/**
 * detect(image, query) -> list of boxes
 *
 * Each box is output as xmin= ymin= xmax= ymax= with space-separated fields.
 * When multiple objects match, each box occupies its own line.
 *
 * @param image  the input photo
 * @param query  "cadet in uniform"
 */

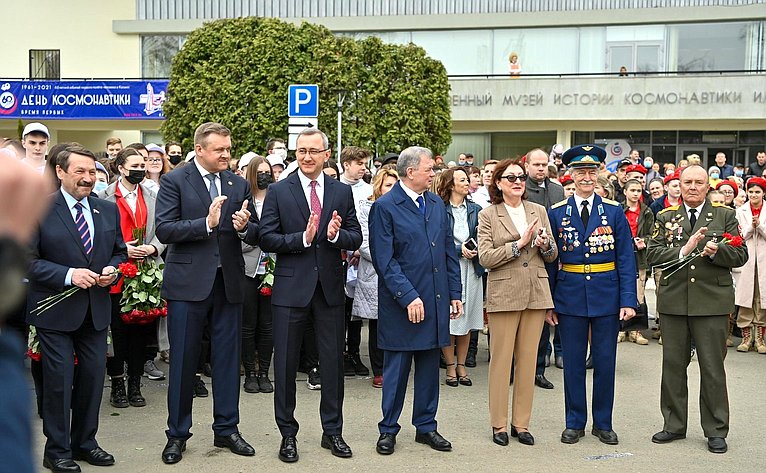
xmin=546 ymin=145 xmax=637 ymax=445
xmin=647 ymin=164 xmax=747 ymax=454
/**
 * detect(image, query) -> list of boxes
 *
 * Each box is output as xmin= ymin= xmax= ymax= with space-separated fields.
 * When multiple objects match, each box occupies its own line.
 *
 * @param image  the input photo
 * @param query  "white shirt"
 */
xmin=399 ymin=181 xmax=426 ymax=208
xmin=297 ymin=171 xmax=339 ymax=246
xmin=118 ymin=180 xmax=138 ymax=214
xmin=194 ymin=158 xmax=221 ymax=196
xmin=61 ymin=188 xmax=95 ymax=286
xmin=573 ymin=193 xmax=595 ymax=221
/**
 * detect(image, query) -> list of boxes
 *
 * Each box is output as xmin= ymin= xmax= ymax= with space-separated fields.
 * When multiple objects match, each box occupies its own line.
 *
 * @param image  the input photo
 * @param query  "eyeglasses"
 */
xmin=499 ymin=174 xmax=527 ymax=183
xmin=146 ymin=158 xmax=163 ymax=163
xmin=296 ymin=148 xmax=328 ymax=157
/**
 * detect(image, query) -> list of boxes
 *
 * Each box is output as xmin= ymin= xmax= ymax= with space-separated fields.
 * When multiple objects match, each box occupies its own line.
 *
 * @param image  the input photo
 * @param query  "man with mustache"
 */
xmin=546 ymin=145 xmax=637 ymax=446
xmin=27 ymin=145 xmax=128 ymax=472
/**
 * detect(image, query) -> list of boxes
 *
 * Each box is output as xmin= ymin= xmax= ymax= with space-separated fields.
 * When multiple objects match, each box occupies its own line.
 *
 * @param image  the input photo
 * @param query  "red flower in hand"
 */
xmin=260 ymin=286 xmax=272 ymax=297
xmin=118 ymin=262 xmax=139 ymax=278
xmin=729 ymin=236 xmax=743 ymax=247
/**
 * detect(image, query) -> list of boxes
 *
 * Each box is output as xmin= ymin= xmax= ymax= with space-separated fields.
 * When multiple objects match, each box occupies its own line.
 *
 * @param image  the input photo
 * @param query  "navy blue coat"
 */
xmin=548 ymin=195 xmax=638 ymax=317
xmin=27 ymin=192 xmax=127 ymax=331
xmin=369 ymin=182 xmax=462 ymax=351
xmin=155 ymin=163 xmax=259 ymax=303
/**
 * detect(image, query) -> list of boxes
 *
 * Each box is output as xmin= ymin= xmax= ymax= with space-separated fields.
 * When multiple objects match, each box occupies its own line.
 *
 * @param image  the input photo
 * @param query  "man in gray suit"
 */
xmin=525 ymin=148 xmax=565 ymax=388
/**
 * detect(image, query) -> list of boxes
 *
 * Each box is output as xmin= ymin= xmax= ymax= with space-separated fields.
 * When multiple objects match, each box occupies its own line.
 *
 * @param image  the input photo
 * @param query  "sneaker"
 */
xmin=193 ymin=375 xmax=209 ymax=398
xmin=372 ymin=375 xmax=383 ymax=388
xmin=244 ymin=371 xmax=259 ymax=393
xmin=257 ymin=373 xmax=274 ymax=393
xmin=307 ymin=367 xmax=321 ymax=390
xmin=631 ymin=331 xmax=649 ymax=345
xmin=617 ymin=331 xmax=627 ymax=343
xmin=143 ymin=360 xmax=165 ymax=380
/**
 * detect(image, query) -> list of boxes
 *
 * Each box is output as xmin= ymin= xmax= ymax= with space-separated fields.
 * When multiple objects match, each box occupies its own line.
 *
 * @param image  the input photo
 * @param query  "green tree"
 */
xmin=161 ymin=17 xmax=451 ymax=157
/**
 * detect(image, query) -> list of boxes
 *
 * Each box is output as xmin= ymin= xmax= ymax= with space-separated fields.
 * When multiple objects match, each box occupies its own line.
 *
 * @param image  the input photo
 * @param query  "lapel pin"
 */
xmin=93 ymin=209 xmax=100 ymax=214
xmin=228 ymin=181 xmax=233 ymax=186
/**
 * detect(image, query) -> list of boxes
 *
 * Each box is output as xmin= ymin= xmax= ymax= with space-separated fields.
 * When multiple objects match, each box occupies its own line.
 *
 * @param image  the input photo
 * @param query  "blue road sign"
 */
xmin=288 ymin=84 xmax=319 ymax=118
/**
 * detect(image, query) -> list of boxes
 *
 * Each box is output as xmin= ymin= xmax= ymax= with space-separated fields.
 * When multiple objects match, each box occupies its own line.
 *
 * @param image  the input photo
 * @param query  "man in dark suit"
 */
xmin=27 ymin=146 xmax=127 ymax=472
xmin=369 ymin=146 xmax=463 ymax=456
xmin=259 ymin=128 xmax=362 ymax=463
xmin=647 ymin=165 xmax=747 ymax=454
xmin=155 ymin=122 xmax=259 ymax=464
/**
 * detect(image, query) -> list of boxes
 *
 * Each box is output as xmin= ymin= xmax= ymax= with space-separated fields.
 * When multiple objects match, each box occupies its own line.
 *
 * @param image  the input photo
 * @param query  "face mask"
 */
xmin=94 ymin=181 xmax=108 ymax=193
xmin=643 ymin=160 xmax=652 ymax=168
xmin=125 ymin=169 xmax=145 ymax=185
xmin=458 ymin=160 xmax=466 ymax=166
xmin=168 ymin=154 xmax=183 ymax=165
xmin=256 ymin=173 xmax=273 ymax=190
xmin=274 ymin=148 xmax=287 ymax=159
xmin=710 ymin=173 xmax=720 ymax=180
xmin=735 ymin=169 xmax=744 ymax=177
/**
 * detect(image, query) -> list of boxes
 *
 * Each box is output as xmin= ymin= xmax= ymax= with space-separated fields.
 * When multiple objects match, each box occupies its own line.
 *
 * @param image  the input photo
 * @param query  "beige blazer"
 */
xmin=478 ymin=201 xmax=557 ymax=313
xmin=734 ymin=204 xmax=766 ymax=308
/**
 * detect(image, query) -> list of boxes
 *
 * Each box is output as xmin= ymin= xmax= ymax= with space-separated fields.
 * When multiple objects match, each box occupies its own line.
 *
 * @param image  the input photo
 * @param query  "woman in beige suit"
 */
xmin=478 ymin=159 xmax=557 ymax=447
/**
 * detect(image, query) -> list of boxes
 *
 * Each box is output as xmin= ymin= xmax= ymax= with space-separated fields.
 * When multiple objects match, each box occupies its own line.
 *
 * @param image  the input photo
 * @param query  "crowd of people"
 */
xmin=0 ymin=121 xmax=762 ymax=471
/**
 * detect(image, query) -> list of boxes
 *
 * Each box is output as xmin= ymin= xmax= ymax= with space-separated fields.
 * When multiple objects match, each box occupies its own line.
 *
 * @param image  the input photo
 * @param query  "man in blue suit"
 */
xmin=369 ymin=146 xmax=463 ymax=455
xmin=155 ymin=122 xmax=259 ymax=464
xmin=546 ymin=145 xmax=637 ymax=446
xmin=259 ymin=128 xmax=362 ymax=463
xmin=27 ymin=146 xmax=127 ymax=472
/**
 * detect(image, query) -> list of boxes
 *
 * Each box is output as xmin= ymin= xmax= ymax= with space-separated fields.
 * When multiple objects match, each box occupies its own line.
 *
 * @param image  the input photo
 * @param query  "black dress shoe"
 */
xmin=72 ymin=447 xmax=115 ymax=466
xmin=161 ymin=439 xmax=186 ymax=464
xmin=343 ymin=353 xmax=356 ymax=377
xmin=278 ymin=436 xmax=298 ymax=463
xmin=544 ymin=354 xmax=551 ymax=367
xmin=591 ymin=427 xmax=619 ymax=445
xmin=214 ymin=432 xmax=255 ymax=456
xmin=534 ymin=374 xmax=554 ymax=389
xmin=193 ymin=375 xmax=208 ymax=398
xmin=376 ymin=433 xmax=397 ymax=455
xmin=352 ymin=353 xmax=370 ymax=376
xmin=555 ymin=355 xmax=564 ymax=369
xmin=652 ymin=430 xmax=686 ymax=444
xmin=321 ymin=434 xmax=353 ymax=458
xmin=415 ymin=431 xmax=452 ymax=451
xmin=492 ymin=429 xmax=509 ymax=446
xmin=43 ymin=458 xmax=81 ymax=472
xmin=511 ymin=426 xmax=535 ymax=446
xmin=561 ymin=428 xmax=585 ymax=444
xmin=707 ymin=437 xmax=727 ymax=454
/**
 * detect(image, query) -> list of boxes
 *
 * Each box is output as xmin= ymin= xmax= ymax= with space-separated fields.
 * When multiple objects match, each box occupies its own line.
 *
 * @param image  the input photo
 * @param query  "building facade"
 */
xmin=2 ymin=0 xmax=765 ymax=166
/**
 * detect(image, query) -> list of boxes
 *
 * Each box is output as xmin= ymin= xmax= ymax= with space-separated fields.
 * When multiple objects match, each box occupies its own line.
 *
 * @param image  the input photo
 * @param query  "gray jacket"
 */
xmin=526 ymin=177 xmax=565 ymax=209
xmin=351 ymin=200 xmax=378 ymax=319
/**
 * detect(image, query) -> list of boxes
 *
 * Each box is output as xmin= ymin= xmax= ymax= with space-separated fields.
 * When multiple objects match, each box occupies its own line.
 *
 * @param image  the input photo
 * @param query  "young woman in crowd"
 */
xmin=618 ymin=179 xmax=653 ymax=345
xmin=99 ymin=147 xmax=165 ymax=408
xmin=466 ymin=165 xmax=482 ymax=195
xmin=478 ymin=159 xmax=556 ymax=446
xmin=437 ymin=168 xmax=484 ymax=387
xmin=734 ymin=177 xmax=766 ymax=354
xmin=241 ymin=157 xmax=275 ymax=393
xmin=595 ymin=175 xmax=615 ymax=200
xmin=351 ymin=168 xmax=399 ymax=388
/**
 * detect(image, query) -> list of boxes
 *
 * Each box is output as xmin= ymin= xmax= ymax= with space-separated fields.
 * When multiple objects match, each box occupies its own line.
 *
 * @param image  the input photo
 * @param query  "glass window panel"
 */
xmin=606 ymin=25 xmax=665 ymax=43
xmin=672 ymin=22 xmax=748 ymax=71
xmin=445 ymin=134 xmax=489 ymax=164
xmin=491 ymin=131 xmax=557 ymax=161
xmin=573 ymin=131 xmax=593 ymax=144
xmin=142 ymin=35 xmax=186 ymax=79
xmin=651 ymin=145 xmax=677 ymax=165
xmin=653 ymin=131 xmax=677 ymax=144
xmin=492 ymin=28 xmax=579 ymax=75
xmin=593 ymin=131 xmax=650 ymax=144
xmin=411 ymin=30 xmax=492 ymax=76
xmin=679 ymin=131 xmax=704 ymax=144
xmin=579 ymin=27 xmax=606 ymax=74
xmin=608 ymin=45 xmax=633 ymax=73
xmin=636 ymin=44 xmax=660 ymax=72
xmin=739 ymin=131 xmax=766 ymax=145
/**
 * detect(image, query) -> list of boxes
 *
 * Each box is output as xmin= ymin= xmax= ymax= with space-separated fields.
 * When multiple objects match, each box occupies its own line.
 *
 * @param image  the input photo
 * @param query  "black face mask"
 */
xmin=168 ymin=154 xmax=183 ymax=165
xmin=256 ymin=173 xmax=273 ymax=190
xmin=125 ymin=169 xmax=145 ymax=185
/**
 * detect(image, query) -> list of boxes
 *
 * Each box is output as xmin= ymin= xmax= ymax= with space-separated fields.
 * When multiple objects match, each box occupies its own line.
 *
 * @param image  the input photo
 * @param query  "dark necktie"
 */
xmin=416 ymin=195 xmax=426 ymax=217
xmin=689 ymin=208 xmax=697 ymax=228
xmin=580 ymin=200 xmax=590 ymax=227
xmin=206 ymin=174 xmax=218 ymax=199
xmin=74 ymin=202 xmax=92 ymax=255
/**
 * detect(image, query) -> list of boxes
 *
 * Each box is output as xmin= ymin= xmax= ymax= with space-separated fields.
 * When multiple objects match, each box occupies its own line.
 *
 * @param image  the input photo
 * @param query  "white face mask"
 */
xmin=274 ymin=148 xmax=287 ymax=159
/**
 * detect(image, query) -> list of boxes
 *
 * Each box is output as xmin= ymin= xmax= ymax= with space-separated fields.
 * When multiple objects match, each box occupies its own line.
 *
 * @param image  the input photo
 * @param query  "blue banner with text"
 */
xmin=0 ymin=80 xmax=169 ymax=120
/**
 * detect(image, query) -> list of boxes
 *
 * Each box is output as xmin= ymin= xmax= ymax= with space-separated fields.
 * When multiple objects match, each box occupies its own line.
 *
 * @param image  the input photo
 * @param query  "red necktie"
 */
xmin=310 ymin=180 xmax=322 ymax=216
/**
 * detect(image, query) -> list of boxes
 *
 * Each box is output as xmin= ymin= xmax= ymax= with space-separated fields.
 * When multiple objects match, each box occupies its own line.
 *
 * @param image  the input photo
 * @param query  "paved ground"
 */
xmin=31 ymin=281 xmax=766 ymax=472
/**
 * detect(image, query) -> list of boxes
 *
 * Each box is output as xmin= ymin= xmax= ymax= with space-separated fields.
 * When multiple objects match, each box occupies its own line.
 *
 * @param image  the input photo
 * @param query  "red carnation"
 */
xmin=729 ymin=236 xmax=743 ymax=247
xmin=160 ymin=306 xmax=168 ymax=316
xmin=26 ymin=348 xmax=41 ymax=362
xmin=260 ymin=286 xmax=272 ymax=297
xmin=118 ymin=262 xmax=139 ymax=278
xmin=723 ymin=232 xmax=733 ymax=240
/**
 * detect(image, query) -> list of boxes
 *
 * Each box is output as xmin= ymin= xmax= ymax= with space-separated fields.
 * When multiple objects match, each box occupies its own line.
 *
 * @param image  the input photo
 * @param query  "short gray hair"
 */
xmin=297 ymin=128 xmax=329 ymax=149
xmin=397 ymin=146 xmax=433 ymax=177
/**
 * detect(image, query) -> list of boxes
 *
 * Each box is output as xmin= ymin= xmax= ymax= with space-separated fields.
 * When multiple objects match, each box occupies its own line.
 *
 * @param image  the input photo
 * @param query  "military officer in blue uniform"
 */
xmin=546 ymin=145 xmax=637 ymax=445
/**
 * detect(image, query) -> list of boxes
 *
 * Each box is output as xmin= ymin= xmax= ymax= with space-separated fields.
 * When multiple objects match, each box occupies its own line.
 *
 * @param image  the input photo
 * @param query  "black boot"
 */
xmin=128 ymin=376 xmax=146 ymax=407
xmin=351 ymin=353 xmax=369 ymax=376
xmin=343 ymin=353 xmax=356 ymax=377
xmin=465 ymin=330 xmax=478 ymax=367
xmin=244 ymin=371 xmax=259 ymax=393
xmin=110 ymin=376 xmax=129 ymax=408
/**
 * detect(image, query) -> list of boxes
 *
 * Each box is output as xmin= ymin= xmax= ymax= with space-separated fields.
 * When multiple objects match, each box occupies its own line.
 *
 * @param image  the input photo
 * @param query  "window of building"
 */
xmin=29 ymin=50 xmax=60 ymax=79
xmin=142 ymin=35 xmax=186 ymax=79
xmin=670 ymin=22 xmax=749 ymax=71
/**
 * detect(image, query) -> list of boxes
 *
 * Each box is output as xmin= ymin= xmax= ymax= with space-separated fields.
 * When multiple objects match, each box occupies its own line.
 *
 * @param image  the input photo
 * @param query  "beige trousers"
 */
xmin=738 ymin=266 xmax=766 ymax=327
xmin=488 ymin=309 xmax=546 ymax=430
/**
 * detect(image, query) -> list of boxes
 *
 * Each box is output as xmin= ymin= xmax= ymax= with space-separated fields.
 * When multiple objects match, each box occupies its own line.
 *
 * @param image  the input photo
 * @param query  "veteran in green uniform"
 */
xmin=647 ymin=165 xmax=748 ymax=454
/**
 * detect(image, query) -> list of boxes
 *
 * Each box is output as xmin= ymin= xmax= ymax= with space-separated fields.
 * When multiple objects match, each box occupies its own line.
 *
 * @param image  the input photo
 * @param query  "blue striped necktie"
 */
xmin=74 ymin=202 xmax=92 ymax=255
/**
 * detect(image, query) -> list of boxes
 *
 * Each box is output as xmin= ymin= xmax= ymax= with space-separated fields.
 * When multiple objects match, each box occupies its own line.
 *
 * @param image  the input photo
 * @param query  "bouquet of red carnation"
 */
xmin=119 ymin=260 xmax=167 ymax=324
xmin=259 ymin=254 xmax=276 ymax=297
xmin=656 ymin=231 xmax=743 ymax=280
